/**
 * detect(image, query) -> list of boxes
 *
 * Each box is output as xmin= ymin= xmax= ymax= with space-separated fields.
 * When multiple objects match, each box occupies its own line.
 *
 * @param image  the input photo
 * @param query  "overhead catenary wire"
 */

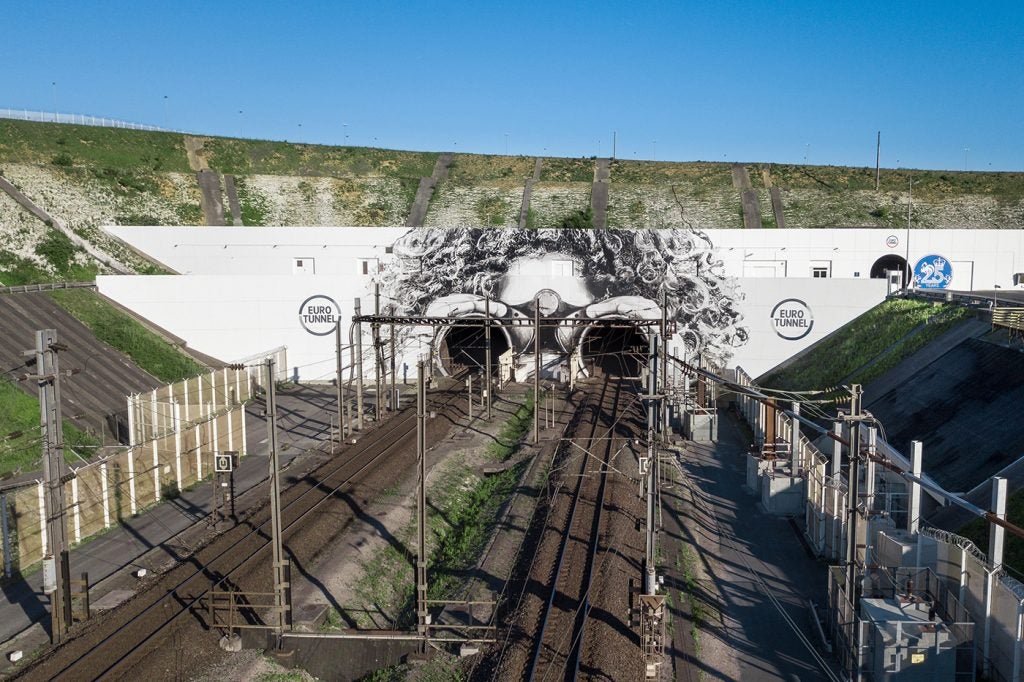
xmin=667 ymin=352 xmax=1024 ymax=542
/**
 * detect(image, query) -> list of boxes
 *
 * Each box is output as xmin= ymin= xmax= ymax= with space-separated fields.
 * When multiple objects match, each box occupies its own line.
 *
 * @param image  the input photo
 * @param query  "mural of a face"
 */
xmin=379 ymin=228 xmax=747 ymax=375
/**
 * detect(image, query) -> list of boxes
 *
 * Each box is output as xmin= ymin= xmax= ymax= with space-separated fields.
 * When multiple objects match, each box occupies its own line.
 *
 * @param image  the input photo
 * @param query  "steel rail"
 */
xmin=526 ymin=378 xmax=625 ymax=681
xmin=25 ymin=380 xmax=468 ymax=681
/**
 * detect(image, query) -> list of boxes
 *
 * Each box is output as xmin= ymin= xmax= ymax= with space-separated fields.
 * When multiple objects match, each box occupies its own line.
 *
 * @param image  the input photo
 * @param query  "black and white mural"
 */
xmin=378 ymin=228 xmax=746 ymax=378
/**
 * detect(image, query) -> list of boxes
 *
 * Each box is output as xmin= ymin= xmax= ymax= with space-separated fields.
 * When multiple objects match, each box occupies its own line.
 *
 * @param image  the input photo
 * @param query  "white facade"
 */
xmin=98 ymin=226 xmax=1021 ymax=379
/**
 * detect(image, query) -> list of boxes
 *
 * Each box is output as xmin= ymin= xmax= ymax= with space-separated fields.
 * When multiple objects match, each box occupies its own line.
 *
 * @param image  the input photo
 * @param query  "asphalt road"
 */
xmin=668 ymin=410 xmax=843 ymax=681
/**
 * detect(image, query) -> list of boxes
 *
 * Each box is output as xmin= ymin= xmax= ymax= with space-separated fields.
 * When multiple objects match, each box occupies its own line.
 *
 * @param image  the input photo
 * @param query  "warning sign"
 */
xmin=214 ymin=452 xmax=235 ymax=473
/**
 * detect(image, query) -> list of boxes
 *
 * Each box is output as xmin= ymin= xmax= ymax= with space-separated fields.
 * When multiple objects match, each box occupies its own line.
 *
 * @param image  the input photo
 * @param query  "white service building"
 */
xmin=98 ymin=226 xmax=1023 ymax=379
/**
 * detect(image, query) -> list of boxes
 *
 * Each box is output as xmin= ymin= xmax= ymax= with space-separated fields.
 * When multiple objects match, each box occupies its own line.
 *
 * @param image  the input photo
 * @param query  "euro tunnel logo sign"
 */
xmin=299 ymin=295 xmax=341 ymax=336
xmin=913 ymin=254 xmax=953 ymax=289
xmin=771 ymin=298 xmax=814 ymax=341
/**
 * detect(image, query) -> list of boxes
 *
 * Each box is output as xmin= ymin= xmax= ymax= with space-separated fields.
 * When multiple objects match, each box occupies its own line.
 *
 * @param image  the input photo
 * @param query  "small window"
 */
xmin=812 ymin=267 xmax=829 ymax=279
xmin=551 ymin=259 xmax=575 ymax=277
xmin=358 ymin=258 xmax=380 ymax=276
xmin=293 ymin=257 xmax=315 ymax=275
xmin=362 ymin=261 xmax=369 ymax=275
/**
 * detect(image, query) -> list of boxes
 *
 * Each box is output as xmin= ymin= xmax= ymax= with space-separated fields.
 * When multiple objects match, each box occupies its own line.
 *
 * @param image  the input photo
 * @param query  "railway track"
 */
xmin=509 ymin=376 xmax=643 ymax=681
xmin=17 ymin=379 xmax=468 ymax=681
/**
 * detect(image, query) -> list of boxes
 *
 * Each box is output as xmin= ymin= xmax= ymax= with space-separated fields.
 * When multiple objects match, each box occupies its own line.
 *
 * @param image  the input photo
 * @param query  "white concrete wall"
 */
xmin=98 ymin=273 xmax=885 ymax=381
xmin=702 ymin=228 xmax=1024 ymax=289
xmin=98 ymin=274 xmax=433 ymax=382
xmin=731 ymin=277 xmax=888 ymax=377
xmin=97 ymin=225 xmax=1017 ymax=380
xmin=107 ymin=226 xmax=1024 ymax=290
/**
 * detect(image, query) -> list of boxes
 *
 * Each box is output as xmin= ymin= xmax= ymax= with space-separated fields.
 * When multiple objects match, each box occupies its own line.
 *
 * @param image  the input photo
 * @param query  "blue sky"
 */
xmin=4 ymin=1 xmax=1023 ymax=170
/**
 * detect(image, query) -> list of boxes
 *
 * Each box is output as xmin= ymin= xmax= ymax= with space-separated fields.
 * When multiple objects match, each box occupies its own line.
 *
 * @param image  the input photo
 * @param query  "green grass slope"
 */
xmin=1 ymin=118 xmax=1022 ymax=232
xmin=760 ymin=298 xmax=972 ymax=391
xmin=49 ymin=289 xmax=204 ymax=383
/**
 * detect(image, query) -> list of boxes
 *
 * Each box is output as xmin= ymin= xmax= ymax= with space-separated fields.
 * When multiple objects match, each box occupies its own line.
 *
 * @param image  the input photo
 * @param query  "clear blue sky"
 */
xmin=4 ymin=1 xmax=1023 ymax=170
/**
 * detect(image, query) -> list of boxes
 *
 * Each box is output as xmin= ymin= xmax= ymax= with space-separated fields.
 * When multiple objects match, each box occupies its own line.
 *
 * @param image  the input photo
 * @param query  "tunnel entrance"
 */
xmin=870 ymin=254 xmax=910 ymax=280
xmin=580 ymin=325 xmax=648 ymax=377
xmin=439 ymin=325 xmax=511 ymax=375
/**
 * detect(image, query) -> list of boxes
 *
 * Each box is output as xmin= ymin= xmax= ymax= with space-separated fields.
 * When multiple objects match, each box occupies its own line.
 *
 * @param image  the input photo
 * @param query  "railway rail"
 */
xmin=504 ymin=376 xmax=643 ymax=681
xmin=17 ymin=378 xmax=468 ymax=681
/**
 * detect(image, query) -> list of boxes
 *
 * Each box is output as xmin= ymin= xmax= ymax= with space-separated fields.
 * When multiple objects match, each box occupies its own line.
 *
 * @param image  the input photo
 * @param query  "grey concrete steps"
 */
xmin=591 ymin=158 xmax=610 ymax=229
xmin=405 ymin=153 xmax=453 ymax=227
xmin=0 ymin=292 xmax=162 ymax=442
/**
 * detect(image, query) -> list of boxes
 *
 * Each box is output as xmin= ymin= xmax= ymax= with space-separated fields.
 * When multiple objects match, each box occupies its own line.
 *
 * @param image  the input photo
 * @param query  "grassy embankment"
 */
xmin=0 ymin=378 xmax=96 ymax=477
xmin=323 ymin=391 xmax=538 ymax=631
xmin=760 ymin=298 xmax=973 ymax=392
xmin=49 ymin=289 xmax=204 ymax=383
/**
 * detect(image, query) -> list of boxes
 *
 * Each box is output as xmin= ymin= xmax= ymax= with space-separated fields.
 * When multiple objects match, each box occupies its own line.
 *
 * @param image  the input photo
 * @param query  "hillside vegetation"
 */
xmin=759 ymin=298 xmax=973 ymax=391
xmin=2 ymin=118 xmax=1024 ymax=285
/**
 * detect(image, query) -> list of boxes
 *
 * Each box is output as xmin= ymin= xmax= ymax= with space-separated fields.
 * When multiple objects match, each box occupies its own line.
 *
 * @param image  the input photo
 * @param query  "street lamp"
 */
xmin=52 ymin=81 xmax=58 ymax=122
xmin=505 ymin=132 xmax=510 ymax=156
xmin=163 ymin=95 xmax=168 ymax=130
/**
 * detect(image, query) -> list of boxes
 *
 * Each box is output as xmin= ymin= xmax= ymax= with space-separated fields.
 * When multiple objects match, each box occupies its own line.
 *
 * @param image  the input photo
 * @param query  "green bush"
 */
xmin=558 ymin=207 xmax=593 ymax=229
xmin=35 ymin=229 xmax=79 ymax=275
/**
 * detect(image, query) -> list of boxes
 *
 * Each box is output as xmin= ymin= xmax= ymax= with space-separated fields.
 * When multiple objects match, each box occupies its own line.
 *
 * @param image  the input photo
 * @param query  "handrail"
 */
xmin=0 ymin=281 xmax=96 ymax=295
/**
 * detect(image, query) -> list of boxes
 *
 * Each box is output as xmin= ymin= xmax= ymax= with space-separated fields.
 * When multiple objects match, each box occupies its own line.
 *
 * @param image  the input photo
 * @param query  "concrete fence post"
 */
xmin=100 ymin=462 xmax=110 ymax=529
xmin=212 ymin=412 xmax=220 ymax=457
xmin=195 ymin=425 xmax=203 ymax=481
xmin=150 ymin=390 xmax=158 ymax=440
xmin=174 ymin=401 xmax=183 ymax=492
xmin=831 ymin=421 xmax=842 ymax=477
xmin=1 ymin=493 xmax=10 ymax=578
xmin=183 ymin=378 xmax=190 ymax=423
xmin=211 ymin=370 xmax=218 ymax=413
xmin=127 ymin=448 xmax=137 ymax=515
xmin=227 ymin=408 xmax=234 ymax=453
xmin=37 ymin=481 xmax=46 ymax=556
xmin=1012 ymin=598 xmax=1023 ymax=682
xmin=983 ymin=476 xmax=1008 ymax=678
xmin=70 ymin=475 xmax=81 ymax=545
xmin=127 ymin=394 xmax=136 ymax=447
xmin=152 ymin=438 xmax=160 ymax=503
xmin=789 ymin=402 xmax=800 ymax=472
xmin=241 ymin=405 xmax=248 ymax=456
xmin=198 ymin=374 xmax=204 ymax=418
xmin=909 ymin=441 xmax=923 ymax=534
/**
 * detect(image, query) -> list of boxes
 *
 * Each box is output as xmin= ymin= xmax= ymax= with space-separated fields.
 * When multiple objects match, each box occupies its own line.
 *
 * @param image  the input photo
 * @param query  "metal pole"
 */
xmin=875 ymin=131 xmax=881 ymax=191
xmin=265 ymin=359 xmax=285 ymax=642
xmin=415 ymin=359 xmax=428 ymax=645
xmin=484 ymin=297 xmax=492 ymax=420
xmin=845 ymin=384 xmax=863 ymax=604
xmin=374 ymin=283 xmax=382 ymax=422
xmin=335 ymin=320 xmax=345 ymax=441
xmin=37 ymin=329 xmax=70 ymax=643
xmin=661 ymin=292 xmax=669 ymax=441
xmin=533 ymin=298 xmax=540 ymax=444
xmin=468 ymin=374 xmax=473 ymax=420
xmin=1 ymin=492 xmax=10 ymax=578
xmin=389 ymin=321 xmax=396 ymax=412
xmin=645 ymin=332 xmax=658 ymax=595
xmin=354 ymin=298 xmax=364 ymax=431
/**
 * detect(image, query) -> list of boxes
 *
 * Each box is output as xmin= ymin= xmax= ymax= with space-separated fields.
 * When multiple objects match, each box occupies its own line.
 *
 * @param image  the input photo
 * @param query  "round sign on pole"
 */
xmin=912 ymin=255 xmax=953 ymax=289
xmin=298 ymin=295 xmax=342 ymax=335
xmin=885 ymin=235 xmax=899 ymax=248
xmin=771 ymin=298 xmax=814 ymax=341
